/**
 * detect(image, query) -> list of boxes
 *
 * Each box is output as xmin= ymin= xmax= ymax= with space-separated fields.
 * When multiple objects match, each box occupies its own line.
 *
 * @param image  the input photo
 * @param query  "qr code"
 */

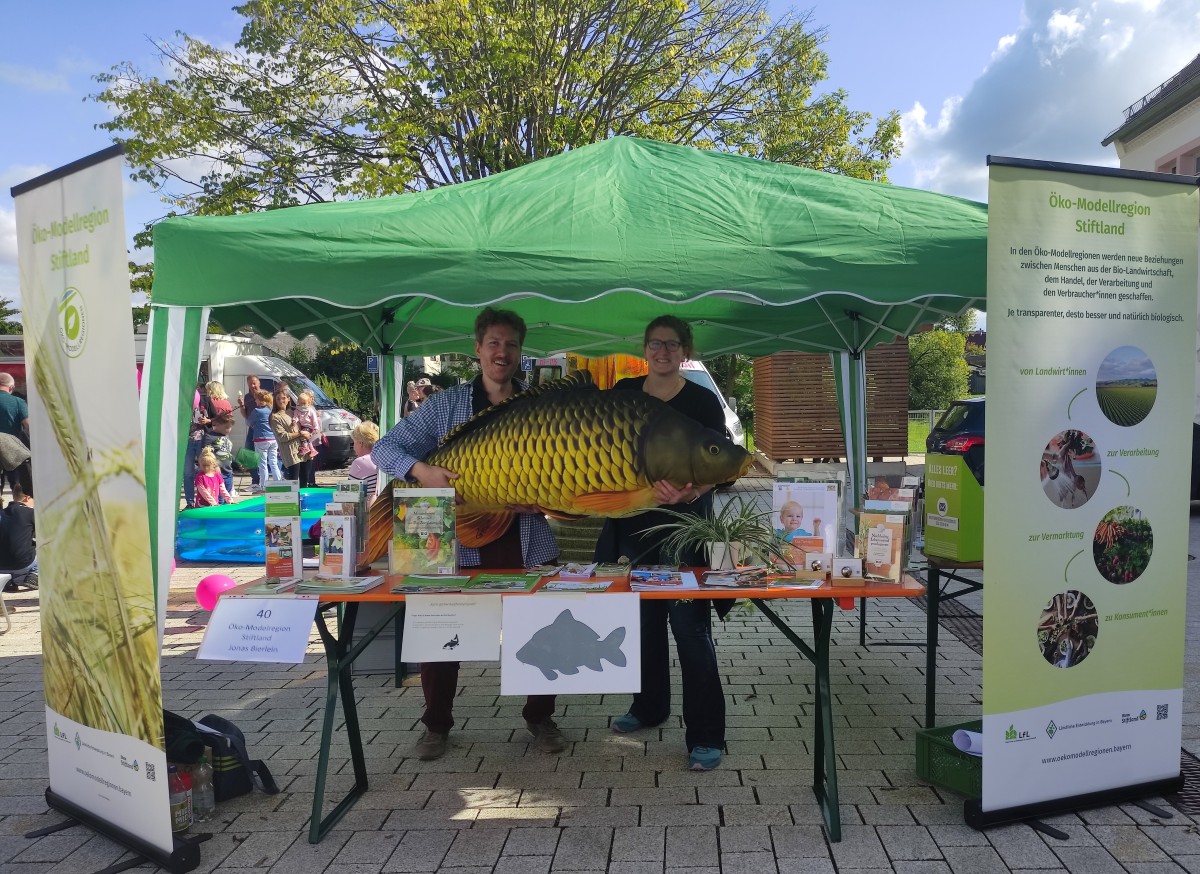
xmin=146 ymin=762 xmax=156 ymax=782
xmin=1157 ymin=704 xmax=1169 ymax=721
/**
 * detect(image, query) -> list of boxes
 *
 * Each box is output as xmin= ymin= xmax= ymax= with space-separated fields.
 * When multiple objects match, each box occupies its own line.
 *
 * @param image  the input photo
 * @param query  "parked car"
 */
xmin=926 ymin=398 xmax=985 ymax=486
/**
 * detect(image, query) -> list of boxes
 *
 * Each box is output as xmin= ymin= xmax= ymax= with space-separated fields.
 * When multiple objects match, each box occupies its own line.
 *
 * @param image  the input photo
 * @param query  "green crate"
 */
xmin=915 ymin=719 xmax=982 ymax=798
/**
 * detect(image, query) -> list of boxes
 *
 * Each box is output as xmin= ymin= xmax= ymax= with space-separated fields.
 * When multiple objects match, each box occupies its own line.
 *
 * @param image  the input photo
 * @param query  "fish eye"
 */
xmin=707 ymin=444 xmax=720 ymax=456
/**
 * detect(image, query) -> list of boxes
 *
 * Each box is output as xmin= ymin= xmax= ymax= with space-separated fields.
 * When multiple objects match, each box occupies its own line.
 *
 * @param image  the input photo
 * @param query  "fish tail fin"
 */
xmin=601 ymin=626 xmax=627 ymax=667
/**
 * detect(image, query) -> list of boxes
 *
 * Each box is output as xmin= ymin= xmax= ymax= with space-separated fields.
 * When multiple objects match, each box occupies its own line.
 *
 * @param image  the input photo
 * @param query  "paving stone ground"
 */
xmin=3 ymin=471 xmax=1200 ymax=873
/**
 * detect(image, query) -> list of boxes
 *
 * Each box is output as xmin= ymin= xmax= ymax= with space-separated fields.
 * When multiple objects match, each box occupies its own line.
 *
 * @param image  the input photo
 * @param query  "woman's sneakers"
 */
xmin=610 ymin=712 xmax=644 ymax=733
xmin=688 ymin=746 xmax=722 ymax=771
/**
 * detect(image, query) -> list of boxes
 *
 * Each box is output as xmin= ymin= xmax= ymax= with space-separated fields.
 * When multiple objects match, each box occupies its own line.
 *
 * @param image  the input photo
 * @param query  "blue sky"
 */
xmin=3 ymin=0 xmax=1199 ymax=324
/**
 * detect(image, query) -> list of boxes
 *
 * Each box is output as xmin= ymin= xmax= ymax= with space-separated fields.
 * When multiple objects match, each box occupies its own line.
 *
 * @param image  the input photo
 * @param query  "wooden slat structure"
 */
xmin=753 ymin=340 xmax=910 ymax=461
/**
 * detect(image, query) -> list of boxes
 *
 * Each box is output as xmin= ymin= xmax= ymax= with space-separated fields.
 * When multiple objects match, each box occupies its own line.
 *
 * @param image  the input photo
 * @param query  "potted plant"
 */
xmin=642 ymin=496 xmax=792 ymax=570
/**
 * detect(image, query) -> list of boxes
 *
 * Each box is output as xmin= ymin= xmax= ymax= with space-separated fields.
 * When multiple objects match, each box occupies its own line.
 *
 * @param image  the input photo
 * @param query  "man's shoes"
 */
xmin=526 ymin=719 xmax=567 ymax=754
xmin=611 ymin=712 xmax=644 ymax=733
xmin=688 ymin=746 xmax=722 ymax=771
xmin=2 ymin=580 xmax=16 ymax=593
xmin=414 ymin=729 xmax=448 ymax=760
xmin=22 ymin=571 xmax=36 ymax=590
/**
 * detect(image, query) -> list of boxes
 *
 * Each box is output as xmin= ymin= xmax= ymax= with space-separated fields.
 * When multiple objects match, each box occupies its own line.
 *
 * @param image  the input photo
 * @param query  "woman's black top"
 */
xmin=593 ymin=376 xmax=725 ymax=567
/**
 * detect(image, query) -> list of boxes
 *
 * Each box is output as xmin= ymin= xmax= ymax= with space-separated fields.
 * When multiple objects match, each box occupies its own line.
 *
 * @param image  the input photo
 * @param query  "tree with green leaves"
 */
xmin=908 ymin=330 xmax=969 ymax=410
xmin=93 ymin=0 xmax=900 ymax=229
xmin=0 ymin=298 xmax=21 ymax=335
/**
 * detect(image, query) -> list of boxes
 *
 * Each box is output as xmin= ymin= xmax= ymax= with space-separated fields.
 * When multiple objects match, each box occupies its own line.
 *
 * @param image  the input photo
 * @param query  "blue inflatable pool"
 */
xmin=176 ymin=488 xmax=334 ymax=562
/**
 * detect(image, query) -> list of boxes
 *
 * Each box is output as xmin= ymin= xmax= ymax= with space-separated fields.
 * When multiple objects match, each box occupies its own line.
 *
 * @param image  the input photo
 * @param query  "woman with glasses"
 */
xmin=593 ymin=314 xmax=729 ymax=771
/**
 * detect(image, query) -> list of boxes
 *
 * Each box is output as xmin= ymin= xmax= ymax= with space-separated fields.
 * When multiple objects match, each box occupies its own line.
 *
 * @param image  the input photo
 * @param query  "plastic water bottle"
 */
xmin=192 ymin=755 xmax=216 ymax=823
xmin=168 ymin=764 xmax=191 ymax=833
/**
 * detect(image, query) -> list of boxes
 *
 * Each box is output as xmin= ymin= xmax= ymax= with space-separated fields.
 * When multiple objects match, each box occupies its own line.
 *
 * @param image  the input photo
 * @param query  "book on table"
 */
xmin=242 ymin=577 xmax=302 ymax=596
xmin=461 ymin=573 xmax=543 ymax=593
xmin=295 ymin=575 xmax=386 ymax=595
xmin=629 ymin=567 xmax=699 ymax=592
xmin=391 ymin=488 xmax=457 ymax=575
xmin=856 ymin=511 xmax=908 ymax=583
xmin=539 ymin=579 xmax=615 ymax=592
xmin=390 ymin=574 xmax=472 ymax=594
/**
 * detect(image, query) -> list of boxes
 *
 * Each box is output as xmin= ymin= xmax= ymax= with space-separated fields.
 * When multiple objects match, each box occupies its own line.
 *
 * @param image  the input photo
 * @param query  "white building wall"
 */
xmin=1113 ymin=97 xmax=1200 ymax=174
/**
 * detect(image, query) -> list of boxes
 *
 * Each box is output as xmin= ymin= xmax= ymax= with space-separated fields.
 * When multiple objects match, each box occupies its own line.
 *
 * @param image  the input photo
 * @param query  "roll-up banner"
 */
xmin=12 ymin=148 xmax=173 ymax=853
xmin=978 ymin=157 xmax=1197 ymax=822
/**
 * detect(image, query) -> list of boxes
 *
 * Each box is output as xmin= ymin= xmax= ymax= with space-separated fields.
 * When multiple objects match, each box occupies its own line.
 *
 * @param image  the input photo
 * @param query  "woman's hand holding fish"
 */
xmin=653 ymin=480 xmax=706 ymax=505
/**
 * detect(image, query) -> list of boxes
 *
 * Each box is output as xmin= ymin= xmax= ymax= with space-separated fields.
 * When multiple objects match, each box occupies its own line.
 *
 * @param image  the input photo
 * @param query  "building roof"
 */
xmin=1102 ymin=53 xmax=1200 ymax=146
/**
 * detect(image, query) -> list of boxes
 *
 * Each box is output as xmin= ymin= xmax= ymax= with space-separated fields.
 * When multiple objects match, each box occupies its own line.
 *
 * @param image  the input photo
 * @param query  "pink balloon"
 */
xmin=196 ymin=574 xmax=238 ymax=611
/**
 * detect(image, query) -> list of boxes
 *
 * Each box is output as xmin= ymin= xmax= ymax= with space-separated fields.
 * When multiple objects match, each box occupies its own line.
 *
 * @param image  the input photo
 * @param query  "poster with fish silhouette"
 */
xmin=401 ymin=595 xmax=502 ymax=662
xmin=500 ymin=594 xmax=641 ymax=694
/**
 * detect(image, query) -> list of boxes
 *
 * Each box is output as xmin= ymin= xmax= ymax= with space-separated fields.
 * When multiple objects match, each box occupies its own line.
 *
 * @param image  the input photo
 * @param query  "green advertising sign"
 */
xmin=924 ymin=453 xmax=983 ymax=562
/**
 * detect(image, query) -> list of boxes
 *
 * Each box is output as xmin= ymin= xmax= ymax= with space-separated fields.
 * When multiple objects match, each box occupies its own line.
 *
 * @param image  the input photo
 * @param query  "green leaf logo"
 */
xmin=57 ymin=287 xmax=88 ymax=358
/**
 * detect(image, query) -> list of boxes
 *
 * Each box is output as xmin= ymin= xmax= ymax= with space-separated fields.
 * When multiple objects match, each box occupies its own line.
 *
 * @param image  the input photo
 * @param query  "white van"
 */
xmin=679 ymin=360 xmax=746 ymax=447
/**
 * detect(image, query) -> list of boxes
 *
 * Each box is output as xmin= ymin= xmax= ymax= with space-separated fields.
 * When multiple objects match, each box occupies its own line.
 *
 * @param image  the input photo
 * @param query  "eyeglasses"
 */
xmin=646 ymin=339 xmax=682 ymax=352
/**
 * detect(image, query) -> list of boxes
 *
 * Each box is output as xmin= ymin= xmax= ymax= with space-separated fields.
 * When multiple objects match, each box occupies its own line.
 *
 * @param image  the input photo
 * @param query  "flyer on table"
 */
xmin=13 ymin=150 xmax=173 ymax=851
xmin=983 ymin=160 xmax=1197 ymax=812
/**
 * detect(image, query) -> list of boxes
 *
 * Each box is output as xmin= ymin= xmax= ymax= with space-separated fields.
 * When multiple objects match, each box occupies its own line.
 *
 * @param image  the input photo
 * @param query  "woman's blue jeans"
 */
xmin=626 ymin=598 xmax=726 ymax=752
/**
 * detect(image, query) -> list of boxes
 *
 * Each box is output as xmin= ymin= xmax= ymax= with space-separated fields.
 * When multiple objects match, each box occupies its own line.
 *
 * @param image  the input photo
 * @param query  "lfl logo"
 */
xmin=1005 ymin=724 xmax=1033 ymax=742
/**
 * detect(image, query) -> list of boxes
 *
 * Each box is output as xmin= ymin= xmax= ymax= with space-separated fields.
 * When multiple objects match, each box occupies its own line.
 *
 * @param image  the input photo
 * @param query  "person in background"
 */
xmin=237 ymin=376 xmax=262 ymax=490
xmin=373 ymin=306 xmax=563 ymax=762
xmin=182 ymin=387 xmax=208 ymax=507
xmin=348 ymin=421 xmax=381 ymax=497
xmin=0 ymin=481 xmax=36 ymax=592
xmin=248 ymin=389 xmax=280 ymax=489
xmin=202 ymin=380 xmax=233 ymax=420
xmin=593 ymin=314 xmax=728 ymax=771
xmin=271 ymin=388 xmax=314 ymax=487
xmin=201 ymin=412 xmax=236 ymax=497
xmin=403 ymin=381 xmax=423 ymax=416
xmin=0 ymin=432 xmax=32 ymax=504
xmin=193 ymin=447 xmax=233 ymax=506
xmin=292 ymin=389 xmax=322 ymax=470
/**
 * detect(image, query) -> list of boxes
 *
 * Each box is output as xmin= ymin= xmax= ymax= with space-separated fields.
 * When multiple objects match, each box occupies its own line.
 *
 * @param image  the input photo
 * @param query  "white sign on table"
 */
xmin=401 ymin=595 xmax=503 ymax=662
xmin=198 ymin=596 xmax=320 ymax=663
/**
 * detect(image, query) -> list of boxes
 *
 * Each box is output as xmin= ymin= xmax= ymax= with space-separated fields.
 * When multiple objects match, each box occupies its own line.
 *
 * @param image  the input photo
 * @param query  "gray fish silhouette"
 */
xmin=516 ymin=609 xmax=626 ymax=680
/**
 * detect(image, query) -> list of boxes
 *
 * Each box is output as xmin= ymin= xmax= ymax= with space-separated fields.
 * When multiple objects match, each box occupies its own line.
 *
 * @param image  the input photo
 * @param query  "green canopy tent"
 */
xmin=142 ymin=136 xmax=987 ymax=612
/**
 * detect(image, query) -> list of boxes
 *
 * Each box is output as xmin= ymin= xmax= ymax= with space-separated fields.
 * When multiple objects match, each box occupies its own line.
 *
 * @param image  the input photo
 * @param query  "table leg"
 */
xmin=925 ymin=566 xmax=942 ymax=728
xmin=858 ymin=597 xmax=867 ymax=647
xmin=751 ymin=598 xmax=841 ymax=842
xmin=309 ymin=601 xmax=404 ymax=843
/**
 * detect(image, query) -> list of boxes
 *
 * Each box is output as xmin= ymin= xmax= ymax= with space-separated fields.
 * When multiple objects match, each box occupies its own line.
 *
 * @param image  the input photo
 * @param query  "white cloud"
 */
xmin=0 ymin=63 xmax=70 ymax=92
xmin=895 ymin=0 xmax=1200 ymax=201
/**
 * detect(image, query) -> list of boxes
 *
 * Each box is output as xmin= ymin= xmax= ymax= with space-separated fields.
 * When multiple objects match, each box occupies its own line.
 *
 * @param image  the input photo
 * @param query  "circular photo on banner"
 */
xmin=1039 ymin=429 xmax=1101 ymax=509
xmin=1092 ymin=506 xmax=1153 ymax=584
xmin=1037 ymin=590 xmax=1099 ymax=669
xmin=1095 ymin=346 xmax=1157 ymax=427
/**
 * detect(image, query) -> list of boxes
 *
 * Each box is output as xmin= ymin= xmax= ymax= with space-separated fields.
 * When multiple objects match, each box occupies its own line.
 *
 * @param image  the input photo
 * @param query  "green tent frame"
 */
xmin=142 ymin=137 xmax=988 ymax=611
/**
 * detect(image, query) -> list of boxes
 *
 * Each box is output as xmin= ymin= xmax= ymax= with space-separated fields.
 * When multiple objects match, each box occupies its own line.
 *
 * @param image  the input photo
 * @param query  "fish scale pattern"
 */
xmin=426 ymin=391 xmax=655 ymax=515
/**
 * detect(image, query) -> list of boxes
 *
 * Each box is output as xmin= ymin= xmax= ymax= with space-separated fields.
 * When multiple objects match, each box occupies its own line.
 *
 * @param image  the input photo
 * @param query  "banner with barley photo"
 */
xmin=12 ymin=147 xmax=172 ymax=852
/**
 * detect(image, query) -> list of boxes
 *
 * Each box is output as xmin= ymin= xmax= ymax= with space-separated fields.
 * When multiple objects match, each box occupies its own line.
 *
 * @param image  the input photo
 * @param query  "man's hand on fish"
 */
xmin=411 ymin=461 xmax=460 ymax=490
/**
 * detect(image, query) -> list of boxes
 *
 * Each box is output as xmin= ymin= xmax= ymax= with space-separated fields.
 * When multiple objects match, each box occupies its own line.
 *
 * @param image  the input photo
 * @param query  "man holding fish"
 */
xmin=374 ymin=307 xmax=564 ymax=761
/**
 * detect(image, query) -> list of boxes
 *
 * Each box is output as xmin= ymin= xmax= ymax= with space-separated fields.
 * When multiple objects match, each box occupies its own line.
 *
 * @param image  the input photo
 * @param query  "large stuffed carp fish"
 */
xmin=426 ymin=371 xmax=752 ymax=546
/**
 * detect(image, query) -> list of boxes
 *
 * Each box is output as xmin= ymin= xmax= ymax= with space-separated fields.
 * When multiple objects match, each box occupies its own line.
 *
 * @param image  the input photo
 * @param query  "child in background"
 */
xmin=249 ymin=389 xmax=281 ymax=488
xmin=194 ymin=448 xmax=232 ymax=506
xmin=0 ymin=481 xmax=36 ymax=592
xmin=293 ymin=390 xmax=322 ymax=463
xmin=201 ymin=412 xmax=236 ymax=496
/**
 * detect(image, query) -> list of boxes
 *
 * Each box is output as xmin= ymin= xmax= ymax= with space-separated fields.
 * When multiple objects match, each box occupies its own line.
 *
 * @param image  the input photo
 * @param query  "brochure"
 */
xmin=857 ymin=511 xmax=908 ymax=583
xmin=390 ymin=574 xmax=472 ymax=594
xmin=539 ymin=579 xmax=615 ymax=592
xmin=265 ymin=516 xmax=303 ymax=579
xmin=630 ymin=567 xmax=699 ymax=591
xmin=295 ymin=574 xmax=386 ymax=595
xmin=558 ymin=562 xmax=597 ymax=579
xmin=319 ymin=508 xmax=356 ymax=578
xmin=241 ymin=576 xmax=301 ymax=596
xmin=773 ymin=478 xmax=840 ymax=555
xmin=391 ymin=488 xmax=457 ymax=575
xmin=462 ymin=573 xmax=543 ymax=593
xmin=333 ymin=479 xmax=368 ymax=555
